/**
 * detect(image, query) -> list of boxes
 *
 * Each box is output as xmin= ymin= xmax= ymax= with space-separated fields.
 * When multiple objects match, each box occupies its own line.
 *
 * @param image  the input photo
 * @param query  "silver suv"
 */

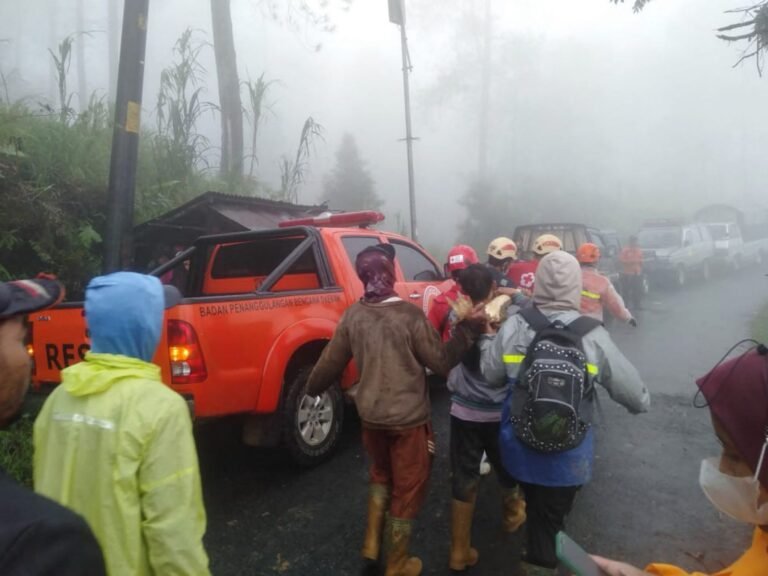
xmin=638 ymin=220 xmax=715 ymax=287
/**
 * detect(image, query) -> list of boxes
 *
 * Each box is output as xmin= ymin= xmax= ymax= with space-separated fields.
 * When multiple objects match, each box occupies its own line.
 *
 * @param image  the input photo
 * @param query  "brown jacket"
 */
xmin=306 ymin=299 xmax=475 ymax=430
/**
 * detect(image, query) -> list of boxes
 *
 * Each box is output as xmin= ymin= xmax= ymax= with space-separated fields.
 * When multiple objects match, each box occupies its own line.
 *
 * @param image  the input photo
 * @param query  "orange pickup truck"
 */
xmin=29 ymin=211 xmax=448 ymax=466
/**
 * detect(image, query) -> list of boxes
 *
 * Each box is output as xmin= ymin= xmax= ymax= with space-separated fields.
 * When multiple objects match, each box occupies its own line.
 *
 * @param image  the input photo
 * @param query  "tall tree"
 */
xmin=210 ymin=0 xmax=244 ymax=182
xmin=322 ymin=134 xmax=382 ymax=211
xmin=617 ymin=0 xmax=768 ymax=72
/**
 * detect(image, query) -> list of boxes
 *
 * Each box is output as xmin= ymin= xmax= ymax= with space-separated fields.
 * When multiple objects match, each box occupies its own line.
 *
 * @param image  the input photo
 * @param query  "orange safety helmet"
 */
xmin=446 ymin=244 xmax=480 ymax=274
xmin=577 ymin=242 xmax=601 ymax=264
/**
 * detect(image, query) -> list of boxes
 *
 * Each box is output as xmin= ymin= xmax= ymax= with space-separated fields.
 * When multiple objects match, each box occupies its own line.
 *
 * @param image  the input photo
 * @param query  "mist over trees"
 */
xmin=322 ymin=133 xmax=382 ymax=211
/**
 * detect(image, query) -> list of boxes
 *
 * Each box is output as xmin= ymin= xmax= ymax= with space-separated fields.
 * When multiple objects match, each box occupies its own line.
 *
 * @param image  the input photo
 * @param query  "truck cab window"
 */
xmin=341 ymin=236 xmax=380 ymax=266
xmin=390 ymin=241 xmax=440 ymax=281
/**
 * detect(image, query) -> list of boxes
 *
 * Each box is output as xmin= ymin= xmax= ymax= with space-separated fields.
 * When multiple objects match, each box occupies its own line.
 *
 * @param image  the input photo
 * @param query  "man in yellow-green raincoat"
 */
xmin=34 ymin=272 xmax=209 ymax=576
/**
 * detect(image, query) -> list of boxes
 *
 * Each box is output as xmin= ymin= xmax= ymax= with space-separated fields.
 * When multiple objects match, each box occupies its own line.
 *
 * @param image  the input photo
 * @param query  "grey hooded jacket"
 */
xmin=479 ymin=251 xmax=650 ymax=415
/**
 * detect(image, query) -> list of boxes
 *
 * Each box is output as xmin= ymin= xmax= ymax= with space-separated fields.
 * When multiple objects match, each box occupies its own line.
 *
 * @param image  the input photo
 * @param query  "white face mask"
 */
xmin=699 ymin=447 xmax=768 ymax=525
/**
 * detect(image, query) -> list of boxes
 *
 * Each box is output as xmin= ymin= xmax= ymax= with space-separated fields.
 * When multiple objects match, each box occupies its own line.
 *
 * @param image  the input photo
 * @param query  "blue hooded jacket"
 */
xmin=85 ymin=272 xmax=164 ymax=362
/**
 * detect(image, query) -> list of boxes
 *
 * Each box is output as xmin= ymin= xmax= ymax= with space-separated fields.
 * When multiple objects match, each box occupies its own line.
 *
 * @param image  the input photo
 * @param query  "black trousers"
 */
xmin=620 ymin=273 xmax=643 ymax=309
xmin=449 ymin=415 xmax=518 ymax=501
xmin=520 ymin=483 xmax=581 ymax=568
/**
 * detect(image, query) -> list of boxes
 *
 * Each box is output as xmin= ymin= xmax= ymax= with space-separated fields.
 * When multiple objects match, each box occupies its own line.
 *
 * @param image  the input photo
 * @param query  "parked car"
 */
xmin=696 ymin=204 xmax=768 ymax=270
xmin=511 ymin=222 xmax=620 ymax=283
xmin=637 ymin=219 xmax=715 ymax=287
xmin=28 ymin=211 xmax=447 ymax=467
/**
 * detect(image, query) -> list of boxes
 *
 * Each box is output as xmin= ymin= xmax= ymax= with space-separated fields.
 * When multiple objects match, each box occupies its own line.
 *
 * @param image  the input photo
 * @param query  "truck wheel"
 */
xmin=676 ymin=266 xmax=686 ymax=288
xmin=282 ymin=367 xmax=344 ymax=467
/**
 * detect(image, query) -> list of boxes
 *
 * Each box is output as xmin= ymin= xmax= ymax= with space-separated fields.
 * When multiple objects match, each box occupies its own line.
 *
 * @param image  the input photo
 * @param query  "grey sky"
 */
xmin=2 ymin=0 xmax=766 ymax=249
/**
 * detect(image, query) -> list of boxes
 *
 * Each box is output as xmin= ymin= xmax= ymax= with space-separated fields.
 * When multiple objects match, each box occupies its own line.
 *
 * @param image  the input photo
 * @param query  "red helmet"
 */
xmin=446 ymin=244 xmax=479 ymax=274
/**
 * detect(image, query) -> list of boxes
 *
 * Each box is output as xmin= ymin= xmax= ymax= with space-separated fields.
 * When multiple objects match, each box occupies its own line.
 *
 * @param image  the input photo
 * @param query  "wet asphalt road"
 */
xmin=197 ymin=266 xmax=767 ymax=576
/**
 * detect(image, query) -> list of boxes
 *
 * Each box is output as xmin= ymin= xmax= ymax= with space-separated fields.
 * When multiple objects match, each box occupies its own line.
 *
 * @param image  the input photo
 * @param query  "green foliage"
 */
xmin=0 ymin=414 xmax=34 ymax=487
xmin=152 ymin=29 xmax=212 ymax=199
xmin=612 ymin=0 xmax=652 ymax=13
xmin=243 ymin=73 xmax=276 ymax=178
xmin=753 ymin=300 xmax=768 ymax=345
xmin=322 ymin=133 xmax=382 ymax=212
xmin=279 ymin=116 xmax=324 ymax=203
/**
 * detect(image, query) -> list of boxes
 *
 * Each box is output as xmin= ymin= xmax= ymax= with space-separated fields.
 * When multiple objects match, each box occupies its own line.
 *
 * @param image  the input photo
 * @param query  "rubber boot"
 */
xmin=361 ymin=484 xmax=390 ymax=561
xmin=448 ymin=497 xmax=479 ymax=571
xmin=501 ymin=486 xmax=527 ymax=533
xmin=383 ymin=517 xmax=422 ymax=576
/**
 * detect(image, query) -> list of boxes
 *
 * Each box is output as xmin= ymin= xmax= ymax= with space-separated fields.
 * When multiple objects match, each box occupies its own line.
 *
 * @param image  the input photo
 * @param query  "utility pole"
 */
xmin=478 ymin=0 xmax=492 ymax=179
xmin=103 ymin=0 xmax=150 ymax=272
xmin=389 ymin=0 xmax=418 ymax=242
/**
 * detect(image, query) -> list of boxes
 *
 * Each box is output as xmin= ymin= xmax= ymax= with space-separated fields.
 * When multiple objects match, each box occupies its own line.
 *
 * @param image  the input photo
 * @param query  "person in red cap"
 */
xmin=592 ymin=342 xmax=768 ymax=576
xmin=428 ymin=245 xmax=480 ymax=341
xmin=306 ymin=244 xmax=486 ymax=576
xmin=0 ymin=278 xmax=106 ymax=575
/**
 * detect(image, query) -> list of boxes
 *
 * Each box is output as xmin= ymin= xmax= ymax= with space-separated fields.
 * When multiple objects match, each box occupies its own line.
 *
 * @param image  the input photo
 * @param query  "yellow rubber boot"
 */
xmin=448 ymin=497 xmax=479 ymax=571
xmin=501 ymin=486 xmax=527 ymax=533
xmin=361 ymin=484 xmax=390 ymax=561
xmin=383 ymin=517 xmax=422 ymax=576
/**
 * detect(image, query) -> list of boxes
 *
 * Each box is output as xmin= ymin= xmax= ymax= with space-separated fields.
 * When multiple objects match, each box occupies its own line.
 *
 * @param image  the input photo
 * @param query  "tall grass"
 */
xmin=0 ymin=415 xmax=34 ymax=487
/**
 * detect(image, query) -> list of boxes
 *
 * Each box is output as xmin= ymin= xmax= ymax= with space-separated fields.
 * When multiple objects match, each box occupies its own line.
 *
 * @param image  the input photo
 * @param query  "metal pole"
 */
xmin=399 ymin=19 xmax=418 ymax=243
xmin=104 ymin=0 xmax=150 ymax=272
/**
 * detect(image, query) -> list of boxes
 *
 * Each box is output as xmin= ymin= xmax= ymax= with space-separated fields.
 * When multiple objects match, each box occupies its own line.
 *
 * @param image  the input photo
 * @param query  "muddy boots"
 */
xmin=383 ymin=517 xmax=422 ymax=576
xmin=448 ymin=495 xmax=479 ymax=571
xmin=501 ymin=486 xmax=527 ymax=533
xmin=361 ymin=484 xmax=390 ymax=562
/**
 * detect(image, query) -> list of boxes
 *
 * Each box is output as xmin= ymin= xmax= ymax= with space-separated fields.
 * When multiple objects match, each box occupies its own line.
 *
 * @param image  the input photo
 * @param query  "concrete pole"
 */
xmin=103 ymin=0 xmax=150 ymax=272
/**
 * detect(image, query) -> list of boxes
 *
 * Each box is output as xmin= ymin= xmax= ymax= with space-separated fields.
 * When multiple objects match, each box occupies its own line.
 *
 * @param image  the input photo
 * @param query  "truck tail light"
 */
xmin=167 ymin=320 xmax=207 ymax=384
xmin=26 ymin=319 xmax=35 ymax=376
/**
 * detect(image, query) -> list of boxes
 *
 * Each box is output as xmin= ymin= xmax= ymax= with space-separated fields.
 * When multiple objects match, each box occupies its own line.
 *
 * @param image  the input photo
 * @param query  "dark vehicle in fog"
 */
xmin=512 ymin=222 xmax=621 ymax=283
xmin=638 ymin=219 xmax=715 ymax=287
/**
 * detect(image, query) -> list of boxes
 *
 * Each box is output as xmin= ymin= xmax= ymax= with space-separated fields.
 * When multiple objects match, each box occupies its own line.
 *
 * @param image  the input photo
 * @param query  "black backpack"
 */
xmin=510 ymin=306 xmax=601 ymax=453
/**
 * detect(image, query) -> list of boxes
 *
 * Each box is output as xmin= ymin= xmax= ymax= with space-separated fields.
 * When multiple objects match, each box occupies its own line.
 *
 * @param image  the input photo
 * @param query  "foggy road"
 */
xmin=198 ymin=267 xmax=766 ymax=576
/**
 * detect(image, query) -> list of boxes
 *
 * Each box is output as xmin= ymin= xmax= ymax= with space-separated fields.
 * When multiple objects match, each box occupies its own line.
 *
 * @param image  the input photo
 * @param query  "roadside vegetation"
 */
xmin=753 ymin=300 xmax=768 ymax=344
xmin=0 ymin=414 xmax=34 ymax=486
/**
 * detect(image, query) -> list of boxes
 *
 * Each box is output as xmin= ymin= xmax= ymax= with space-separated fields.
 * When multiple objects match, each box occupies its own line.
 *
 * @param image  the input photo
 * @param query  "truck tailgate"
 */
xmin=29 ymin=306 xmax=89 ymax=387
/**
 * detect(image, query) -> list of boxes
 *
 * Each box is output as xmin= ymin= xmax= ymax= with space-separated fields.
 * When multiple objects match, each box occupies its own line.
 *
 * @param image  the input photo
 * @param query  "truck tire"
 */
xmin=701 ymin=260 xmax=711 ymax=282
xmin=676 ymin=266 xmax=686 ymax=288
xmin=282 ymin=367 xmax=344 ymax=467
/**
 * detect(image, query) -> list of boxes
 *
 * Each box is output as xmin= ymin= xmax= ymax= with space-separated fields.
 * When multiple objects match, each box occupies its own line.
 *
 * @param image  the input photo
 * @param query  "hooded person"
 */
xmin=479 ymin=251 xmax=650 ymax=575
xmin=593 ymin=343 xmax=768 ymax=576
xmin=33 ymin=272 xmax=210 ymax=576
xmin=0 ymin=278 xmax=106 ymax=576
xmin=306 ymin=244 xmax=486 ymax=576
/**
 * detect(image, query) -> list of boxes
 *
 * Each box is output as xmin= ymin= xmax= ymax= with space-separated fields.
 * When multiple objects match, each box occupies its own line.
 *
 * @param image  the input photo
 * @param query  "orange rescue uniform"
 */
xmin=579 ymin=267 xmax=632 ymax=323
xmin=619 ymin=246 xmax=644 ymax=276
xmin=647 ymin=527 xmax=768 ymax=575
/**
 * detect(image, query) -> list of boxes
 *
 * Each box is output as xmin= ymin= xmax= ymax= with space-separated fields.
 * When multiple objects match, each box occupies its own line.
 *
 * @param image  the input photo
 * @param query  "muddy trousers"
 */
xmin=449 ymin=416 xmax=518 ymax=501
xmin=362 ymin=423 xmax=434 ymax=519
xmin=520 ymin=483 xmax=580 ymax=569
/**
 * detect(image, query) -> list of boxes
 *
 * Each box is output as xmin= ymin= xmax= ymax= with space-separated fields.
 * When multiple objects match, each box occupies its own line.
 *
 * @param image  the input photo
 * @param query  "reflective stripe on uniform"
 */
xmin=587 ymin=364 xmax=599 ymax=375
xmin=581 ymin=290 xmax=601 ymax=300
xmin=503 ymin=354 xmax=526 ymax=364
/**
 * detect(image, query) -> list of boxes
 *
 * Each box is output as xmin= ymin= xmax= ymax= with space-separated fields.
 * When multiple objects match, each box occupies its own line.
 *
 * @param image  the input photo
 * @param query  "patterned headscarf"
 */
xmin=355 ymin=246 xmax=397 ymax=304
xmin=697 ymin=346 xmax=768 ymax=487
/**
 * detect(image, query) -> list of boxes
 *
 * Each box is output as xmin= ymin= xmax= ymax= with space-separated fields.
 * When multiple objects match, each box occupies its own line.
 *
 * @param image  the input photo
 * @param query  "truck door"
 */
xmin=388 ymin=240 xmax=444 ymax=315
